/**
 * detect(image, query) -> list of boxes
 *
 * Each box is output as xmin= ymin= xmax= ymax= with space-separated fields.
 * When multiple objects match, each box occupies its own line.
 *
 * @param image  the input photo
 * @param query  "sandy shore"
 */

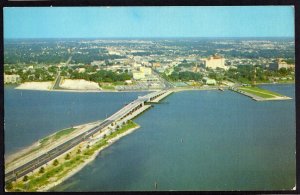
xmin=38 ymin=125 xmax=140 ymax=192
xmin=15 ymin=82 xmax=53 ymax=90
xmin=60 ymin=79 xmax=101 ymax=90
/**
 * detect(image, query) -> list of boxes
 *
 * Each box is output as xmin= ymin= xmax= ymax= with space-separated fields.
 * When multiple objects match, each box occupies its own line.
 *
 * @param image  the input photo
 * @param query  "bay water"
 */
xmin=4 ymin=84 xmax=296 ymax=191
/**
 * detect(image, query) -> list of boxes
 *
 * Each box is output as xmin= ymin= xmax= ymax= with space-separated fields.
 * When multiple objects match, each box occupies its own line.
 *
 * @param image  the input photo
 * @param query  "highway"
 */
xmin=52 ymin=73 xmax=62 ymax=90
xmin=5 ymin=119 xmax=113 ymax=183
xmin=5 ymin=90 xmax=170 ymax=184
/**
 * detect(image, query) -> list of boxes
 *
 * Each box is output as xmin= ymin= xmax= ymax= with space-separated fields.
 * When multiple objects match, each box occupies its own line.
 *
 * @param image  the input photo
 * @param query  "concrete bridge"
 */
xmin=5 ymin=90 xmax=173 ymax=184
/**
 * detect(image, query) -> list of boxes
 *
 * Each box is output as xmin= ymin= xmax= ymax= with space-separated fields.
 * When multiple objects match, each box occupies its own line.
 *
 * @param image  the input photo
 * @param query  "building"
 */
xmin=202 ymin=77 xmax=217 ymax=85
xmin=78 ymin=68 xmax=86 ymax=73
xmin=152 ymin=62 xmax=161 ymax=68
xmin=206 ymin=79 xmax=217 ymax=85
xmin=269 ymin=58 xmax=295 ymax=70
xmin=203 ymin=54 xmax=227 ymax=70
xmin=139 ymin=67 xmax=152 ymax=75
xmin=132 ymin=71 xmax=145 ymax=80
xmin=4 ymin=74 xmax=20 ymax=84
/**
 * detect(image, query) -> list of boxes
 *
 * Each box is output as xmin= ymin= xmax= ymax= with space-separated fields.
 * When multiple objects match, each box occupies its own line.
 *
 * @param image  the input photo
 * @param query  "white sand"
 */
xmin=16 ymin=82 xmax=53 ymax=90
xmin=60 ymin=79 xmax=101 ymax=90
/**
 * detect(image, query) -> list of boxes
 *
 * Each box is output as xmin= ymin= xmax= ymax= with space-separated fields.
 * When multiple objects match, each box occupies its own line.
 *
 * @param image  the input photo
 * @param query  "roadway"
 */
xmin=5 ymin=90 xmax=170 ymax=184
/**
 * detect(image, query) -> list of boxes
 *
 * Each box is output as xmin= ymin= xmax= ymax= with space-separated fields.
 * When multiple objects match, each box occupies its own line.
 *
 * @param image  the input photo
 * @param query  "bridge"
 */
xmin=5 ymin=90 xmax=172 ymax=184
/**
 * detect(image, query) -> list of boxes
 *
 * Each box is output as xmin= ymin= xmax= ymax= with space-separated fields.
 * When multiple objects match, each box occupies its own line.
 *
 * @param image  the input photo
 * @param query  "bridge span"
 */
xmin=5 ymin=90 xmax=172 ymax=183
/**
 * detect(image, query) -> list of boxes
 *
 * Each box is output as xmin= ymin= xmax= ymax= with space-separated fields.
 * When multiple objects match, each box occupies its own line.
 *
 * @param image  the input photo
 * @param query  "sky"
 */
xmin=4 ymin=6 xmax=294 ymax=39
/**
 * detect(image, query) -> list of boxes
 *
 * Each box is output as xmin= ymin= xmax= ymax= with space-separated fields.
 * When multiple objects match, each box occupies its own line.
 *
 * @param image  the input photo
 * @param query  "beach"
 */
xmin=16 ymin=82 xmax=53 ymax=90
xmin=59 ymin=79 xmax=102 ymax=90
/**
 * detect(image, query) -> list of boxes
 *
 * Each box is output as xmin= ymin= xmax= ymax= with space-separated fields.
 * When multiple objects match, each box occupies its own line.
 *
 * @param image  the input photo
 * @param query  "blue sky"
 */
xmin=4 ymin=6 xmax=294 ymax=39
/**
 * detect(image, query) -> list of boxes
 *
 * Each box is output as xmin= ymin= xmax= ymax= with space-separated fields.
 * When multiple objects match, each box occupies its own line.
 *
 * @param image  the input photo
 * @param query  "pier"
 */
xmin=229 ymin=86 xmax=292 ymax=101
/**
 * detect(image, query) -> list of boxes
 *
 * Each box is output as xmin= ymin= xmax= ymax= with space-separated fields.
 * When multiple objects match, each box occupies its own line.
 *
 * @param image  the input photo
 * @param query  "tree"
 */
xmin=23 ymin=175 xmax=29 ymax=182
xmin=65 ymin=153 xmax=71 ymax=160
xmin=6 ymin=182 xmax=13 ymax=190
xmin=77 ymin=149 xmax=81 ymax=154
xmin=39 ymin=167 xmax=45 ymax=174
xmin=53 ymin=159 xmax=59 ymax=166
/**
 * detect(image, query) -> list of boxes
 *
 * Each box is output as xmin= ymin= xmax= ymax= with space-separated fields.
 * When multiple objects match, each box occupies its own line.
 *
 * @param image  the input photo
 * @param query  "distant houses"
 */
xmin=4 ymin=74 xmax=21 ymax=84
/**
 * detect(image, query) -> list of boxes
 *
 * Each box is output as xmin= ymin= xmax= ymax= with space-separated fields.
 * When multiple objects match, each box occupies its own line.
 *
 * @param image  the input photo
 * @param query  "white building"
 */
xmin=139 ymin=67 xmax=152 ymax=76
xmin=4 ymin=74 xmax=20 ymax=84
xmin=204 ymin=54 xmax=227 ymax=70
xmin=78 ymin=68 xmax=86 ymax=73
xmin=132 ymin=71 xmax=145 ymax=80
xmin=206 ymin=79 xmax=216 ymax=85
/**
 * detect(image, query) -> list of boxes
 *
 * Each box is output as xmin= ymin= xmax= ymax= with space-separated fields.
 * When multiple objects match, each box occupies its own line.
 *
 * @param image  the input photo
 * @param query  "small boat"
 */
xmin=218 ymin=87 xmax=224 ymax=91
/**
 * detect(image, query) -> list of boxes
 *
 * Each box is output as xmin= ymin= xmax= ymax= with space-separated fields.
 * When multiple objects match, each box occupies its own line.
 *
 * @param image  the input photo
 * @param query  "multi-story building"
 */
xmin=203 ymin=54 xmax=227 ymax=70
xmin=132 ymin=71 xmax=145 ymax=80
xmin=139 ymin=67 xmax=152 ymax=76
xmin=269 ymin=58 xmax=295 ymax=70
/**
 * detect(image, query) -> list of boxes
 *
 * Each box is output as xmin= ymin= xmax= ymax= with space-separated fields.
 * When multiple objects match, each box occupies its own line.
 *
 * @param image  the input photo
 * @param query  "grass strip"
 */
xmin=238 ymin=86 xmax=283 ymax=98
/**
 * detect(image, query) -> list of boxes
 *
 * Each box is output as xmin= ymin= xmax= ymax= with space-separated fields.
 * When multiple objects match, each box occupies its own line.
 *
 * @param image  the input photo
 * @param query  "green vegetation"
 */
xmin=53 ymin=159 xmax=59 ymax=166
xmin=6 ymin=127 xmax=78 ymax=168
xmin=54 ymin=128 xmax=76 ymax=140
xmin=225 ymin=65 xmax=294 ymax=84
xmin=6 ymin=182 xmax=13 ymax=190
xmin=100 ymin=85 xmax=115 ymax=90
xmin=23 ymin=175 xmax=28 ymax=182
xmin=39 ymin=167 xmax=45 ymax=174
xmin=39 ymin=137 xmax=50 ymax=145
xmin=6 ymin=120 xmax=139 ymax=192
xmin=65 ymin=154 xmax=71 ymax=160
xmin=70 ymin=70 xmax=131 ymax=83
xmin=238 ymin=86 xmax=283 ymax=98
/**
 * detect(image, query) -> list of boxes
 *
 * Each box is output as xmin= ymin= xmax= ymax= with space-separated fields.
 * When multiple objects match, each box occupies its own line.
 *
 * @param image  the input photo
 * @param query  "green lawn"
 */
xmin=238 ymin=86 xmax=283 ymax=98
xmin=100 ymin=85 xmax=115 ymax=90
xmin=53 ymin=128 xmax=76 ymax=140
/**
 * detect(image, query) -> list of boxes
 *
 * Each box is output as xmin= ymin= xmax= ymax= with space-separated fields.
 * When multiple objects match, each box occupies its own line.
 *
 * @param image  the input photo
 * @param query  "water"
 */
xmin=4 ymin=85 xmax=295 ymax=191
xmin=4 ymin=88 xmax=147 ymax=156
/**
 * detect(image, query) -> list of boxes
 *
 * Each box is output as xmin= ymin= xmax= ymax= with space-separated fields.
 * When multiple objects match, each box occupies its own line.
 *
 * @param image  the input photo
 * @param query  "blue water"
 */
xmin=4 ymin=88 xmax=147 ymax=156
xmin=4 ymin=85 xmax=296 ymax=191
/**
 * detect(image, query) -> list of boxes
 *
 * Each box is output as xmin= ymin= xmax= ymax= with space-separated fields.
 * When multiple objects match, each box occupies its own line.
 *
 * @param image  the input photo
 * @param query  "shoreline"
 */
xmin=5 ymin=120 xmax=103 ymax=164
xmin=11 ymin=87 xmax=156 ymax=93
xmin=40 ymin=125 xmax=140 ymax=192
xmin=6 ymin=82 xmax=294 ymax=93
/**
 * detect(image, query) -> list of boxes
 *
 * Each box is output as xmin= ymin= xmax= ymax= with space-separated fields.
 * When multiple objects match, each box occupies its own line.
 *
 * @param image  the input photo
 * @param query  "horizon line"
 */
xmin=4 ymin=36 xmax=295 ymax=40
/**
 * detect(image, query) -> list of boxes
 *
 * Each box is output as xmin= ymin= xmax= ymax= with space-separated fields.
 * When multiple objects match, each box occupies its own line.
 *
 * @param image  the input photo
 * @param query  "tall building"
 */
xmin=203 ymin=54 xmax=227 ymax=70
